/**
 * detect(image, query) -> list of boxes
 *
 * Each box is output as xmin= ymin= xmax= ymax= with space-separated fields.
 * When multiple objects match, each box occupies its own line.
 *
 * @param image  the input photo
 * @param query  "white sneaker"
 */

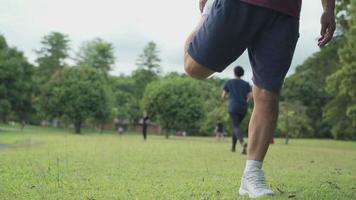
xmin=239 ymin=169 xmax=275 ymax=198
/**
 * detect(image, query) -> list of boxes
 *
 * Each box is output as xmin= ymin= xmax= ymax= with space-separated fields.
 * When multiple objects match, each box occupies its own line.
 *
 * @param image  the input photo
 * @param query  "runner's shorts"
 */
xmin=188 ymin=0 xmax=300 ymax=92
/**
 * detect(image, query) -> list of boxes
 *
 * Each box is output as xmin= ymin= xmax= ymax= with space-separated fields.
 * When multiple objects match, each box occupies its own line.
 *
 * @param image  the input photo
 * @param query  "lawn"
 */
xmin=0 ymin=125 xmax=356 ymax=199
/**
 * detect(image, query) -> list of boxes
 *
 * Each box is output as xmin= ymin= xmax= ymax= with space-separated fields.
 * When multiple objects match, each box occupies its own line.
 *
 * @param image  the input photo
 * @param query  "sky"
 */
xmin=0 ymin=0 xmax=324 ymax=81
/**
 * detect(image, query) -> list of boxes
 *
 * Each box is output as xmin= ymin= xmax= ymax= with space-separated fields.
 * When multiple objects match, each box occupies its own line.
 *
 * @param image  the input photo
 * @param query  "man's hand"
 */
xmin=318 ymin=11 xmax=336 ymax=47
xmin=222 ymin=90 xmax=228 ymax=99
xmin=199 ymin=0 xmax=208 ymax=13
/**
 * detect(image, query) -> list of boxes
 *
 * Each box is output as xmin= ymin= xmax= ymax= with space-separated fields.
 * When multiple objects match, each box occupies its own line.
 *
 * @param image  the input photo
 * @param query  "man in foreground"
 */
xmin=222 ymin=66 xmax=252 ymax=154
xmin=184 ymin=0 xmax=335 ymax=197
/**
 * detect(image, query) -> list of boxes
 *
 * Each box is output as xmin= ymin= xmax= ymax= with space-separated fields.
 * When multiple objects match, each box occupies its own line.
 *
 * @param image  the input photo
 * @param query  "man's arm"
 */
xmin=321 ymin=0 xmax=335 ymax=12
xmin=199 ymin=0 xmax=208 ymax=13
xmin=318 ymin=0 xmax=336 ymax=47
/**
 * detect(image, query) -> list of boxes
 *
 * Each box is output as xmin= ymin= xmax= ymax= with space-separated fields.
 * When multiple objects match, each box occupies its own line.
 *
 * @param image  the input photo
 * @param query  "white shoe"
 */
xmin=239 ymin=169 xmax=275 ymax=198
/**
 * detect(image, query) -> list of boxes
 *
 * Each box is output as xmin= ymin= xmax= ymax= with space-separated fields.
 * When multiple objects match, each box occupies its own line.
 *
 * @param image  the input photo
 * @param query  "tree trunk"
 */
xmin=100 ymin=123 xmax=104 ymax=134
xmin=285 ymin=132 xmax=289 ymax=145
xmin=74 ymin=121 xmax=81 ymax=134
xmin=164 ymin=124 xmax=170 ymax=139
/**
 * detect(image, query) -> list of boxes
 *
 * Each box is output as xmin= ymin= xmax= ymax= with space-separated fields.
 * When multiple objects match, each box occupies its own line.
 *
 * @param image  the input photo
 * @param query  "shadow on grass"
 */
xmin=0 ymin=143 xmax=11 ymax=149
xmin=0 ymin=139 xmax=44 ymax=151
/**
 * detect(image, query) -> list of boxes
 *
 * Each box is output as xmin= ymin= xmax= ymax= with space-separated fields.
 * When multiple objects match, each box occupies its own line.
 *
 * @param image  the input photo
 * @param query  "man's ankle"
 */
xmin=244 ymin=160 xmax=263 ymax=173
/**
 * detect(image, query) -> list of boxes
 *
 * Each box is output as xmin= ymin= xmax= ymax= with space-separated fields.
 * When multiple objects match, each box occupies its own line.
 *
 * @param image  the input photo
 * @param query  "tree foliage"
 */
xmin=277 ymin=101 xmax=314 ymax=143
xmin=282 ymin=38 xmax=344 ymax=137
xmin=324 ymin=1 xmax=356 ymax=139
xmin=136 ymin=41 xmax=161 ymax=74
xmin=110 ymin=76 xmax=140 ymax=122
xmin=42 ymin=67 xmax=111 ymax=133
xmin=35 ymin=32 xmax=70 ymax=83
xmin=336 ymin=0 xmax=352 ymax=34
xmin=131 ymin=68 xmax=158 ymax=99
xmin=76 ymin=38 xmax=115 ymax=75
xmin=142 ymin=77 xmax=205 ymax=138
xmin=0 ymin=35 xmax=34 ymax=121
xmin=125 ymin=41 xmax=162 ymax=123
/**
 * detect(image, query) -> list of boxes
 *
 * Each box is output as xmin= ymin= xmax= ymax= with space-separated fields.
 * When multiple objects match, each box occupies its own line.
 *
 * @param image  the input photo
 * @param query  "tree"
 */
xmin=131 ymin=68 xmax=159 ymax=98
xmin=75 ymin=38 xmax=115 ymax=130
xmin=197 ymin=78 xmax=231 ymax=136
xmin=142 ymin=77 xmax=205 ymax=138
xmin=281 ymin=0 xmax=356 ymax=139
xmin=76 ymin=38 xmax=115 ymax=75
xmin=0 ymin=35 xmax=35 ymax=122
xmin=277 ymin=101 xmax=314 ymax=144
xmin=200 ymin=101 xmax=229 ymax=136
xmin=92 ymin=87 xmax=112 ymax=133
xmin=282 ymin=38 xmax=344 ymax=138
xmin=136 ymin=41 xmax=161 ymax=74
xmin=336 ymin=0 xmax=352 ymax=34
xmin=110 ymin=76 xmax=140 ymax=123
xmin=42 ymin=67 xmax=111 ymax=134
xmin=132 ymin=41 xmax=161 ymax=99
xmin=324 ymin=1 xmax=356 ymax=139
xmin=0 ymin=100 xmax=11 ymax=122
xmin=121 ymin=42 xmax=161 ymax=122
xmin=35 ymin=32 xmax=70 ymax=83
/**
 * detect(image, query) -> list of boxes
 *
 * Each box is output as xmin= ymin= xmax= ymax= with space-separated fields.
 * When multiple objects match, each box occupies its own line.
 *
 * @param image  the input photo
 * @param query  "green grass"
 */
xmin=1 ymin=125 xmax=356 ymax=199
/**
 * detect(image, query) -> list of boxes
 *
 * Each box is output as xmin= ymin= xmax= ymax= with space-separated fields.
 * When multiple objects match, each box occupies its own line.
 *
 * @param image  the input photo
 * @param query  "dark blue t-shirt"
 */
xmin=223 ymin=79 xmax=252 ymax=114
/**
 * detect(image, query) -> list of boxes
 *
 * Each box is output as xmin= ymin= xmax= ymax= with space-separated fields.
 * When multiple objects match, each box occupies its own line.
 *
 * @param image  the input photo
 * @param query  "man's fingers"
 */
xmin=320 ymin=35 xmax=332 ymax=47
xmin=318 ymin=23 xmax=327 ymax=44
xmin=318 ymin=36 xmax=328 ymax=47
xmin=318 ymin=28 xmax=334 ymax=47
xmin=319 ymin=11 xmax=336 ymax=47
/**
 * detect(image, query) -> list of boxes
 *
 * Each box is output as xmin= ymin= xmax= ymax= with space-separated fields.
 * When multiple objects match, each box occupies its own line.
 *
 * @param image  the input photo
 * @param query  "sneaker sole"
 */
xmin=238 ymin=188 xmax=249 ymax=196
xmin=239 ymin=188 xmax=274 ymax=198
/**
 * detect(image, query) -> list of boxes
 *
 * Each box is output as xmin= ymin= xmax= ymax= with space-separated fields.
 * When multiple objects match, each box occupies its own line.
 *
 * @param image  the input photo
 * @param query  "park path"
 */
xmin=0 ymin=143 xmax=11 ymax=150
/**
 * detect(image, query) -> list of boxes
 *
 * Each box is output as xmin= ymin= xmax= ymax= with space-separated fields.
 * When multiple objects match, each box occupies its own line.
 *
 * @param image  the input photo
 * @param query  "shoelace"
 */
xmin=245 ymin=170 xmax=269 ymax=190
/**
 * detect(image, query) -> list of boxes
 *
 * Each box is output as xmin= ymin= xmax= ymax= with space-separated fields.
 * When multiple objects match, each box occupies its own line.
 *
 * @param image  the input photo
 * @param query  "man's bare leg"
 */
xmin=184 ymin=16 xmax=215 ymax=79
xmin=248 ymin=86 xmax=279 ymax=161
xmin=238 ymin=86 xmax=278 ymax=197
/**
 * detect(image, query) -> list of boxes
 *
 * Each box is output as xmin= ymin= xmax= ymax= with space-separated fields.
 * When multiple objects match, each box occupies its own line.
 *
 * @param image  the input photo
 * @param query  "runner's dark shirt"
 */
xmin=223 ymin=79 xmax=252 ymax=114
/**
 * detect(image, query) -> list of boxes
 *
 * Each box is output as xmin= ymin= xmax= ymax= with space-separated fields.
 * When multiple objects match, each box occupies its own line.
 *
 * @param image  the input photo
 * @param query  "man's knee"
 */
xmin=253 ymin=86 xmax=280 ymax=102
xmin=184 ymin=54 xmax=214 ymax=80
xmin=184 ymin=55 xmax=207 ymax=80
xmin=252 ymin=86 xmax=280 ymax=113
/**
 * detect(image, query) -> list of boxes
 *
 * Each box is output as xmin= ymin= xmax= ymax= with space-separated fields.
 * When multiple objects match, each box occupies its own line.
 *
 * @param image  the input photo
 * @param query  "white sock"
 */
xmin=244 ymin=160 xmax=263 ymax=173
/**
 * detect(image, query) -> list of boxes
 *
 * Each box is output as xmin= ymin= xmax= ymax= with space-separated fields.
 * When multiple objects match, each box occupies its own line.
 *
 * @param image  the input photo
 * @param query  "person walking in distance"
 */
xmin=215 ymin=120 xmax=225 ymax=141
xmin=222 ymin=66 xmax=252 ymax=154
xmin=142 ymin=111 xmax=149 ymax=141
xmin=184 ymin=0 xmax=336 ymax=197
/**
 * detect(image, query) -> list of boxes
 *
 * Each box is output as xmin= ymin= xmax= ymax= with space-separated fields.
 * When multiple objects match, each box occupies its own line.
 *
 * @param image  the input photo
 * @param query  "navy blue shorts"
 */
xmin=188 ymin=0 xmax=300 ymax=92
